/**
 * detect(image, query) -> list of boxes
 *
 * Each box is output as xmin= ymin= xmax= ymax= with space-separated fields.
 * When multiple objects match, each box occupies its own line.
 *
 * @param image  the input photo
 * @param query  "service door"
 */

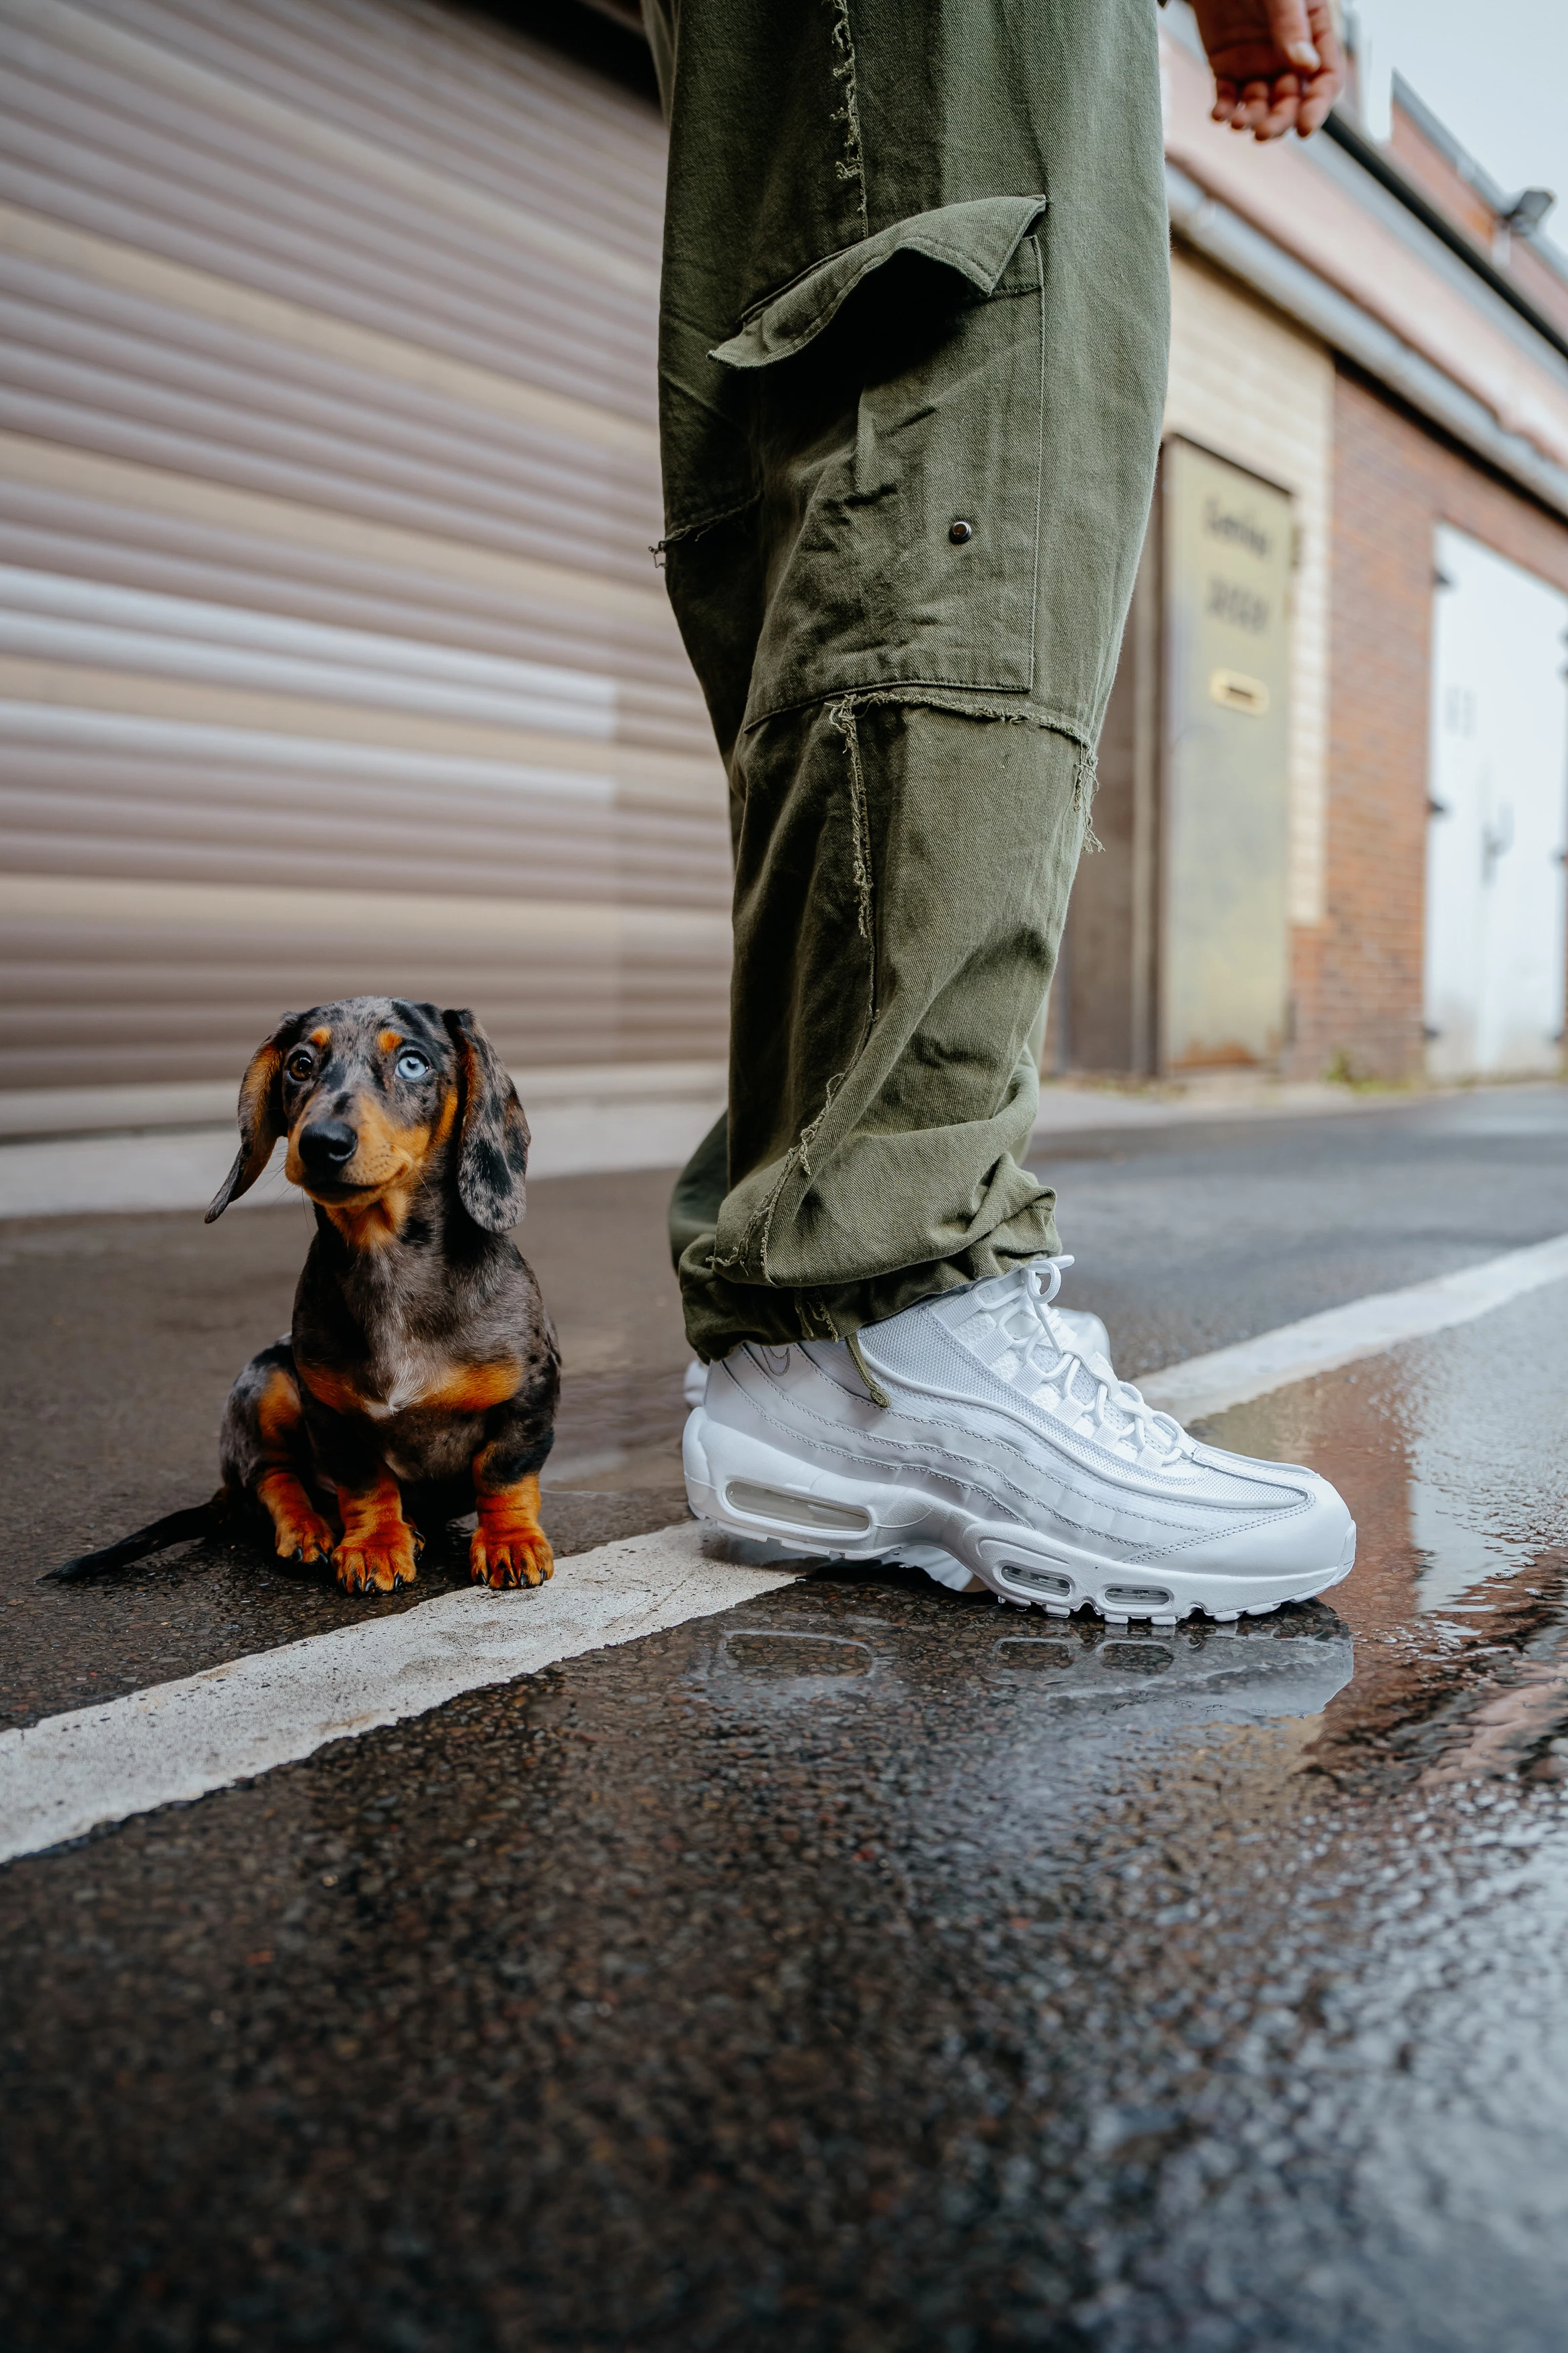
xmin=1424 ymin=525 xmax=1568 ymax=1080
xmin=1160 ymin=439 xmax=1295 ymax=1070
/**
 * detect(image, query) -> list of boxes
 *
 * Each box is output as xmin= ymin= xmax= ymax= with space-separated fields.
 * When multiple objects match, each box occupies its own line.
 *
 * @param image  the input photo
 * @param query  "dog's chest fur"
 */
xmin=294 ymin=1212 xmax=550 ymax=1481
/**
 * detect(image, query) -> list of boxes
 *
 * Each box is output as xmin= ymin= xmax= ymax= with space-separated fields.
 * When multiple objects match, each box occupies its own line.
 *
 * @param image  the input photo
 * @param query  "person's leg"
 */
xmin=651 ymin=0 xmax=1354 ymax=1616
xmin=679 ymin=699 xmax=1086 ymax=1357
xmin=651 ymin=0 xmax=1169 ymax=1348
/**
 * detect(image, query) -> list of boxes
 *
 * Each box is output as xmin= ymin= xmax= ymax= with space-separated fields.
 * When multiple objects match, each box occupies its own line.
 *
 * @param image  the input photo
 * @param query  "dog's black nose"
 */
xmin=297 ymin=1120 xmax=358 ymax=1174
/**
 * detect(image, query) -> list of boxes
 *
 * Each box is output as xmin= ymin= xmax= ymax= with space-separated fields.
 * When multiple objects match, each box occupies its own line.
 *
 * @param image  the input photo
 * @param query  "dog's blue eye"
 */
xmin=395 ymin=1050 xmax=429 ymax=1080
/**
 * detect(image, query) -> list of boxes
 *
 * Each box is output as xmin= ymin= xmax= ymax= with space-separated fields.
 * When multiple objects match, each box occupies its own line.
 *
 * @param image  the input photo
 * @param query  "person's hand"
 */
xmin=1188 ymin=0 xmax=1344 ymax=140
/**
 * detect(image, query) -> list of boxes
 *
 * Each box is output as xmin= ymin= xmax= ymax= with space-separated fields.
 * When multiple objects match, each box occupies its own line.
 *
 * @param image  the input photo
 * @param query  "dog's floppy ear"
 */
xmin=206 ymin=1014 xmax=299 ymax=1222
xmin=443 ymin=1008 xmax=528 ymax=1232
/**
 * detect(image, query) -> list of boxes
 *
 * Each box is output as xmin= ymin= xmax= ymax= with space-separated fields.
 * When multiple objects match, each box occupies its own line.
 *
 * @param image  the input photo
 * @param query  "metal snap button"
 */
xmin=948 ymin=519 xmax=975 ymax=545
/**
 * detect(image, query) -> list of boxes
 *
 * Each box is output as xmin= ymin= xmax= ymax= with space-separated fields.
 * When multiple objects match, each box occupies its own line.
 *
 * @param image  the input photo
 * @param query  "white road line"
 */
xmin=9 ymin=1232 xmax=1568 ymax=1868
xmin=1141 ymin=1231 xmax=1568 ymax=1425
xmin=0 ymin=1525 xmax=793 ymax=1868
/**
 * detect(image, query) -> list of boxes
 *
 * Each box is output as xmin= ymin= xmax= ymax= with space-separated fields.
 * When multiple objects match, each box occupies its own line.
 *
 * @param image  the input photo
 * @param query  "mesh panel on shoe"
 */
xmin=871 ymin=1298 xmax=1290 ymax=1509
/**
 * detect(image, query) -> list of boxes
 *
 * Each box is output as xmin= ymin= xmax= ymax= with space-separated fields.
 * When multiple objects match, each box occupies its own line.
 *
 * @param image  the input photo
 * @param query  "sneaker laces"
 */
xmin=1006 ymin=1259 xmax=1192 ymax=1470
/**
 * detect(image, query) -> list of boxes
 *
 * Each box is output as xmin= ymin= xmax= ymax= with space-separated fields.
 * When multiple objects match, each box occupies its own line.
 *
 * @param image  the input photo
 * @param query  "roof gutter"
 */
xmin=1320 ymin=109 xmax=1568 ymax=372
xmin=1165 ymin=161 xmax=1568 ymax=525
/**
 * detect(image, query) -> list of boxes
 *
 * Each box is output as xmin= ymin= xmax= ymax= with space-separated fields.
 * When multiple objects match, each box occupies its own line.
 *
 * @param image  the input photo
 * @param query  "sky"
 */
xmin=1352 ymin=0 xmax=1568 ymax=256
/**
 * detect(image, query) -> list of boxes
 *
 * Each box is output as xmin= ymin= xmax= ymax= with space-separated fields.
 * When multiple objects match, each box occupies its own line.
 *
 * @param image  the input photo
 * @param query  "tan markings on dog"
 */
xmin=313 ymin=1083 xmax=459 ymax=1246
xmin=237 ymin=1041 xmax=283 ymax=1136
xmin=298 ymin=1354 xmax=517 ymax=1419
xmin=423 ymin=1358 xmax=521 ymax=1414
xmin=377 ymin=1028 xmax=402 ymax=1054
xmin=255 ymin=1466 xmax=335 ymax=1566
xmin=309 ymin=1026 xmax=331 ymax=1049
xmin=333 ymin=1468 xmax=420 ymax=1595
xmin=470 ymin=1470 xmax=553 ymax=1591
xmin=296 ymin=1360 xmax=364 ymax=1417
xmin=287 ymin=1083 xmax=434 ymax=1241
xmin=255 ymin=1363 xmax=304 ymax=1452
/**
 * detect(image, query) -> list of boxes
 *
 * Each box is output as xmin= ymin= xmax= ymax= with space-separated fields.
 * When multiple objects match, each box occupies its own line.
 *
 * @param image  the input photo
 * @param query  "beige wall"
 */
xmin=1165 ymin=248 xmax=1336 ymax=930
xmin=0 ymin=0 xmax=729 ymax=1113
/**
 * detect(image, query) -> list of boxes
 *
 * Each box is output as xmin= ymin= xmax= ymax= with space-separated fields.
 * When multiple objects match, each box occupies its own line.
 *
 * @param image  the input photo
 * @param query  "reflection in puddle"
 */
xmin=1195 ymin=1279 xmax=1568 ymax=1782
xmin=987 ymin=1613 xmax=1354 ymax=1730
xmin=1098 ymin=1641 xmax=1174 ymax=1675
xmin=722 ymin=1631 xmax=874 ymax=1681
xmin=704 ymin=1603 xmax=1354 ymax=1740
xmin=993 ymin=1638 xmax=1076 ymax=1671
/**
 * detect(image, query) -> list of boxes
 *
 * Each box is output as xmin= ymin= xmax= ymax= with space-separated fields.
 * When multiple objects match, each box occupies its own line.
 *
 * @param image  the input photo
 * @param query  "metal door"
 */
xmin=1424 ymin=526 xmax=1568 ymax=1079
xmin=1160 ymin=438 xmax=1295 ymax=1070
xmin=0 ymin=0 xmax=728 ymax=1119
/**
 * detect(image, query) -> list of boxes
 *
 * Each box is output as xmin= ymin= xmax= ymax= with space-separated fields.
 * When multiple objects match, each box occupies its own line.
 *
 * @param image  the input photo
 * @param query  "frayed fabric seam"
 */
xmin=1077 ymin=740 xmax=1102 ymax=852
xmin=826 ymin=698 xmax=876 ymax=953
xmin=710 ymin=1071 xmax=844 ymax=1286
xmin=825 ymin=0 xmax=868 ymax=228
xmin=757 ymin=686 xmax=1092 ymax=741
xmin=653 ymin=495 xmax=760 ymax=559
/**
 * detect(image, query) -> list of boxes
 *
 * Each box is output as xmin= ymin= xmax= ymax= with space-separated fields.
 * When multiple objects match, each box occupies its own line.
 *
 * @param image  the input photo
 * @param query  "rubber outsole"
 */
xmin=684 ymin=1408 xmax=1356 ymax=1626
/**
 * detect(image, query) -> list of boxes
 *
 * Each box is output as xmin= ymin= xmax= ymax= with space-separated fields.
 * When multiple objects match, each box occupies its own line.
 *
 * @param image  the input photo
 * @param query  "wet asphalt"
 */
xmin=3 ymin=1086 xmax=1568 ymax=2350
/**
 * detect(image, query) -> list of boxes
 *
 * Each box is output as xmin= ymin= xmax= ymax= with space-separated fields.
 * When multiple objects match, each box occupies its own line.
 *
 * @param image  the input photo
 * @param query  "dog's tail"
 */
xmin=42 ymin=1489 xmax=231 ymax=1583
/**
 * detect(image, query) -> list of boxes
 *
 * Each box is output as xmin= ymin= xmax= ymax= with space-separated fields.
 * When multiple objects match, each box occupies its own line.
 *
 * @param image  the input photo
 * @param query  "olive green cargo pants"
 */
xmin=643 ymin=0 xmax=1169 ymax=1360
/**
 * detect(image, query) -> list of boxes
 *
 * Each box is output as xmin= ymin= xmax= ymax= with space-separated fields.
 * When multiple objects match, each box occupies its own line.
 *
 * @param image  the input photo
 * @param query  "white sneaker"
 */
xmin=684 ymin=1260 xmax=1355 ymax=1622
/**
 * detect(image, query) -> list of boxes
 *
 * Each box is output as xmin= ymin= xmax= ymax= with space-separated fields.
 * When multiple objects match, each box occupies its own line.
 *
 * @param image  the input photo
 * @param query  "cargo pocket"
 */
xmin=710 ymin=195 xmax=1048 ymax=731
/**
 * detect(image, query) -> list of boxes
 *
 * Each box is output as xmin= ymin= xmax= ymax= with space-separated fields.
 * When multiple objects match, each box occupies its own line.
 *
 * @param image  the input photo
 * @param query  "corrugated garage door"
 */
xmin=0 ymin=0 xmax=730 ymax=1122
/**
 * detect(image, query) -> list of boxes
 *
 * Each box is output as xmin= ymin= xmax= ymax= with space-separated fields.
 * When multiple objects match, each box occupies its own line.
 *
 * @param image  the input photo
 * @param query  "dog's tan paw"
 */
xmin=275 ymin=1508 xmax=335 ymax=1566
xmin=333 ymin=1527 xmax=420 ymax=1594
xmin=469 ymin=1523 xmax=554 ymax=1590
xmin=256 ymin=1470 xmax=337 ymax=1568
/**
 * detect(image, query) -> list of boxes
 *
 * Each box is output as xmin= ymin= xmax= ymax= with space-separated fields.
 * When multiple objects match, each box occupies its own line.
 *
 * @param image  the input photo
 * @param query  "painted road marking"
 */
xmin=0 ymin=1525 xmax=794 ymax=1868
xmin=1141 ymin=1231 xmax=1568 ymax=1425
xmin=7 ymin=1232 xmax=1568 ymax=1867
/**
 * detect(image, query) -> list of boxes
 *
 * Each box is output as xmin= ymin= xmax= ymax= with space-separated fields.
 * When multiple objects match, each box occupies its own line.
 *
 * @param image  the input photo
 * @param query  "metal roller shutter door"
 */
xmin=0 ymin=0 xmax=730 ymax=1112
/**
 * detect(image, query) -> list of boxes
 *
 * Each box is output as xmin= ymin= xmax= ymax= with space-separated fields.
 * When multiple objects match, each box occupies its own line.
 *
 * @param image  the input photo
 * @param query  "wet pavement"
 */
xmin=3 ymin=1087 xmax=1568 ymax=2349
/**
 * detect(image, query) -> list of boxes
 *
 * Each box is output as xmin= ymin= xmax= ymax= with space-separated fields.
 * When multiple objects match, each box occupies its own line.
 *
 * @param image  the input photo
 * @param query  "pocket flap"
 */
xmin=710 ymin=194 xmax=1048 ymax=371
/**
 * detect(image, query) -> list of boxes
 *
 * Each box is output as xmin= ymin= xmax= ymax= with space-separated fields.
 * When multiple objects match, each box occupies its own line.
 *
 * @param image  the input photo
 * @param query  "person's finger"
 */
xmin=1231 ymin=78 xmax=1274 ymax=132
xmin=1294 ymin=1 xmax=1346 ymax=130
xmin=1211 ymin=74 xmax=1239 ymax=124
xmin=1295 ymin=71 xmax=1338 ymax=136
xmin=1253 ymin=71 xmax=1303 ymax=141
xmin=1265 ymin=0 xmax=1322 ymax=75
xmin=1256 ymin=99 xmax=1300 ymax=141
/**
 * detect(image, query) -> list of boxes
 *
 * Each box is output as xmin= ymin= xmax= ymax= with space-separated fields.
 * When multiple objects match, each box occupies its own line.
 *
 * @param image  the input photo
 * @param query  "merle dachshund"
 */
xmin=52 ymin=998 xmax=559 ymax=1595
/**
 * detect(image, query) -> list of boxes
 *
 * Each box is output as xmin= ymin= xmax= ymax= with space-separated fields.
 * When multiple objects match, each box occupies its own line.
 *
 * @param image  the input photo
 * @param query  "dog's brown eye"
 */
xmin=287 ymin=1051 xmax=315 ymax=1081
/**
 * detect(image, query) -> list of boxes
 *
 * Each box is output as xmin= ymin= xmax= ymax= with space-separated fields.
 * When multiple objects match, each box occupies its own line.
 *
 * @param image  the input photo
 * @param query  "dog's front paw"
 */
xmin=333 ymin=1523 xmax=421 ymax=1595
xmin=255 ymin=1470 xmax=337 ymax=1568
xmin=282 ymin=1516 xmax=335 ymax=1568
xmin=470 ymin=1520 xmax=554 ymax=1591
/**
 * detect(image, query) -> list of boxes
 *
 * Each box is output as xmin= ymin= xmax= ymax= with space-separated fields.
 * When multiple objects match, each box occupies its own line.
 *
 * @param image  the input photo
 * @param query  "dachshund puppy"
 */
xmin=52 ymin=998 xmax=559 ymax=1594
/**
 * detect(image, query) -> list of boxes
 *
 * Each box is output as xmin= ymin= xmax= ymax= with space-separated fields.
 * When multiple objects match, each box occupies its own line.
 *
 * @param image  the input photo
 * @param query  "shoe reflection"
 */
xmin=707 ymin=1603 xmax=1353 ymax=1732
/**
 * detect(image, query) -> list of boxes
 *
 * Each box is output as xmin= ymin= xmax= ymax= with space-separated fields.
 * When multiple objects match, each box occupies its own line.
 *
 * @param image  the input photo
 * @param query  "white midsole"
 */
xmin=684 ymin=1408 xmax=1355 ymax=1624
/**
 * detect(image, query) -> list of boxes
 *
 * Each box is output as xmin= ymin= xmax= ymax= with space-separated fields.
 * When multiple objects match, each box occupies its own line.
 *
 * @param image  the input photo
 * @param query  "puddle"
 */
xmin=1194 ymin=1275 xmax=1568 ymax=1786
xmin=722 ymin=1630 xmax=874 ymax=1681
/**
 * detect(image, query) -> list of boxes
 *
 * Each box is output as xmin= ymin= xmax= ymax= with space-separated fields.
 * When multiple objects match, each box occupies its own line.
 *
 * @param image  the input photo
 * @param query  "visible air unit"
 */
xmin=722 ymin=1482 xmax=872 ymax=1535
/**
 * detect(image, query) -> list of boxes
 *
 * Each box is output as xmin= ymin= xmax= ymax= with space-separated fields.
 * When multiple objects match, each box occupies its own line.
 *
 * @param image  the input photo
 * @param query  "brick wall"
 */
xmin=1290 ymin=367 xmax=1568 ymax=1081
